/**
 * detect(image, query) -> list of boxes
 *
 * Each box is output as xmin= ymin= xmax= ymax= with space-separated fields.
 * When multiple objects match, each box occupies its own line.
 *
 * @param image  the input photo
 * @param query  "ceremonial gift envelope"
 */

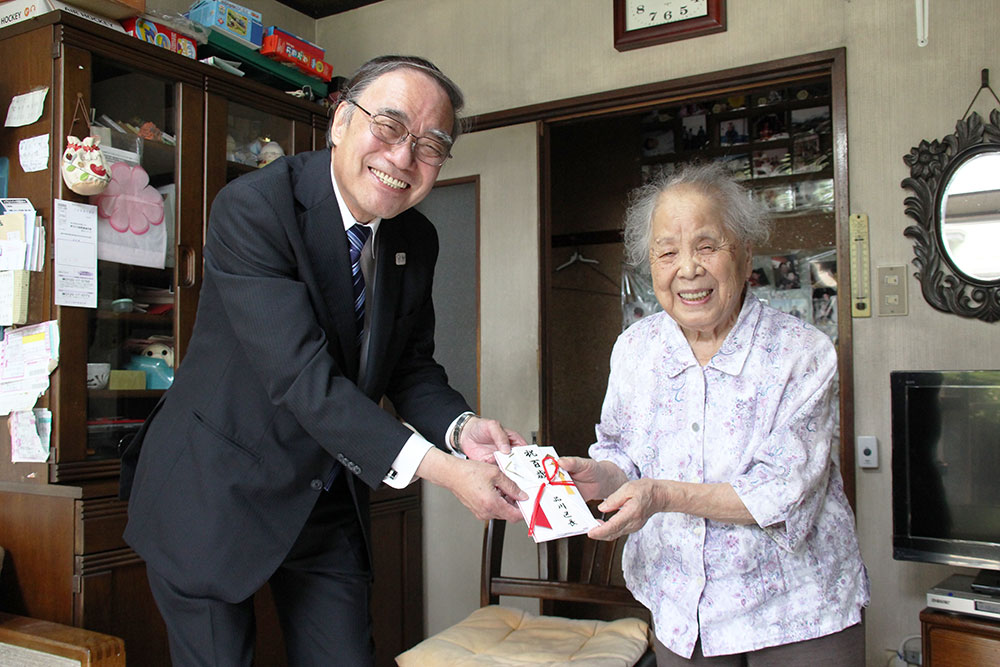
xmin=494 ymin=445 xmax=600 ymax=543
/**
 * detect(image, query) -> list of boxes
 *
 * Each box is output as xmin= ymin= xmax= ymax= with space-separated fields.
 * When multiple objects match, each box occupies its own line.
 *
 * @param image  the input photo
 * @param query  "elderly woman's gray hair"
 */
xmin=622 ymin=161 xmax=771 ymax=269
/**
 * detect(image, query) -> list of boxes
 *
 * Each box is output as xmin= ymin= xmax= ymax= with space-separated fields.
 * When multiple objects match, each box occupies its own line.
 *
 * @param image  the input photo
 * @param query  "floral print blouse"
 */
xmin=589 ymin=294 xmax=869 ymax=658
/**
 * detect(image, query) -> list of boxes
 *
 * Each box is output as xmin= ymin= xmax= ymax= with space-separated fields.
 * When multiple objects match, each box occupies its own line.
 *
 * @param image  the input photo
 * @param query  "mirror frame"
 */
xmin=901 ymin=109 xmax=1000 ymax=322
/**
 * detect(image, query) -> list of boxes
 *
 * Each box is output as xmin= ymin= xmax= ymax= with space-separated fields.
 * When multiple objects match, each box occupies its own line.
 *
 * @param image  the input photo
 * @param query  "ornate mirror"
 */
xmin=902 ymin=109 xmax=1000 ymax=322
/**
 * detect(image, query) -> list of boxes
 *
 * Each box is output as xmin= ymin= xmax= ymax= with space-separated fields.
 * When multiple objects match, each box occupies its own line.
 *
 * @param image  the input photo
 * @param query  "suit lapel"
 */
xmin=300 ymin=199 xmax=361 ymax=380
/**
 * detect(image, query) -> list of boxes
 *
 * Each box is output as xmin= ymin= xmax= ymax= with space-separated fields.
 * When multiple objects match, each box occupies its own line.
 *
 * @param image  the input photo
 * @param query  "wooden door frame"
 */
xmin=464 ymin=48 xmax=854 ymax=505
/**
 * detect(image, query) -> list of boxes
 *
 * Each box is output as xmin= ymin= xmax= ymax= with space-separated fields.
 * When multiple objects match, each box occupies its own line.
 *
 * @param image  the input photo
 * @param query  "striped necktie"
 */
xmin=346 ymin=223 xmax=372 ymax=345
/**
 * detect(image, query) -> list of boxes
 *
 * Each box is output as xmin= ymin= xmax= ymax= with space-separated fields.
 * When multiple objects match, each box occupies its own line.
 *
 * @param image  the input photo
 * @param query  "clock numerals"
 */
xmin=628 ymin=1 xmax=708 ymax=31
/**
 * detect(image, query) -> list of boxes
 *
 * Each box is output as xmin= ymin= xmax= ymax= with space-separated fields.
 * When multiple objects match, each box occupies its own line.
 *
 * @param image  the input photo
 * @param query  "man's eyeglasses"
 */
xmin=347 ymin=100 xmax=452 ymax=167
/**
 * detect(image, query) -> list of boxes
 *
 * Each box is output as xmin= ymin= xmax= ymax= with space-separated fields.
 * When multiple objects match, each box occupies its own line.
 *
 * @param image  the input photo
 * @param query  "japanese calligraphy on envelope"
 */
xmin=494 ymin=445 xmax=600 ymax=543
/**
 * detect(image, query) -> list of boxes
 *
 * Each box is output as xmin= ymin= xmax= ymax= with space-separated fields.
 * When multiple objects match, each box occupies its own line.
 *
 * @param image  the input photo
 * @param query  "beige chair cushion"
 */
xmin=396 ymin=604 xmax=649 ymax=667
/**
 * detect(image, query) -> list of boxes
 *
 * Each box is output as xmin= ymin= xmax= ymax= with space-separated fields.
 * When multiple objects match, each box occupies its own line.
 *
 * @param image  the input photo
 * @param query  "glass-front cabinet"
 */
xmin=0 ymin=11 xmax=327 ymax=665
xmin=204 ymin=75 xmax=324 ymax=221
xmin=71 ymin=56 xmax=196 ymax=475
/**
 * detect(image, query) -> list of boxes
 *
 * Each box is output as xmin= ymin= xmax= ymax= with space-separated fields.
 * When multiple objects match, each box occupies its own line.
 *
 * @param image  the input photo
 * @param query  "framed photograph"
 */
xmin=794 ymin=178 xmax=835 ymax=211
xmin=757 ymin=185 xmax=794 ymax=213
xmin=792 ymin=134 xmax=831 ymax=173
xmin=771 ymin=254 xmax=802 ymax=290
xmin=812 ymin=288 xmax=838 ymax=342
xmin=719 ymin=117 xmax=748 ymax=146
xmin=769 ymin=289 xmax=813 ymax=323
xmin=804 ymin=248 xmax=838 ymax=289
xmin=640 ymin=161 xmax=677 ymax=183
xmin=752 ymin=113 xmax=788 ymax=141
xmin=718 ymin=153 xmax=751 ymax=180
xmin=641 ymin=129 xmax=675 ymax=156
xmin=681 ymin=114 xmax=708 ymax=150
xmin=749 ymin=254 xmax=773 ymax=287
xmin=790 ymin=105 xmax=831 ymax=135
xmin=752 ymin=148 xmax=791 ymax=177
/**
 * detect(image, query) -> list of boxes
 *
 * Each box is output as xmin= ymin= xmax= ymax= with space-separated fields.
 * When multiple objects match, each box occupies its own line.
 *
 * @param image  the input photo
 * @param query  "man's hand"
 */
xmin=557 ymin=456 xmax=628 ymax=502
xmin=588 ymin=478 xmax=665 ymax=541
xmin=458 ymin=416 xmax=529 ymax=463
xmin=416 ymin=447 xmax=527 ymax=522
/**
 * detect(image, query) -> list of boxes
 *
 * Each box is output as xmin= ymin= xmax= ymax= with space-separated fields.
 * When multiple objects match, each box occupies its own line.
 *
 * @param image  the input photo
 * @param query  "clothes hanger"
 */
xmin=555 ymin=248 xmax=600 ymax=271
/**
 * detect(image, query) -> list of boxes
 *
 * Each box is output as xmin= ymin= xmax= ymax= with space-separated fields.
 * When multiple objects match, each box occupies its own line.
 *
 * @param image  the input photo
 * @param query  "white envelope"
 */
xmin=494 ymin=445 xmax=600 ymax=543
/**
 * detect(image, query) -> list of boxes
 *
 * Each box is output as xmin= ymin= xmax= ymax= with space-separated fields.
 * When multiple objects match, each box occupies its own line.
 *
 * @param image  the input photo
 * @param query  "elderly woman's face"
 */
xmin=648 ymin=185 xmax=752 ymax=338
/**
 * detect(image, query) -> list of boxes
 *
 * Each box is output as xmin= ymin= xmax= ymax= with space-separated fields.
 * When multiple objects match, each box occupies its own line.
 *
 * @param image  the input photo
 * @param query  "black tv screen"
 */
xmin=891 ymin=370 xmax=1000 ymax=585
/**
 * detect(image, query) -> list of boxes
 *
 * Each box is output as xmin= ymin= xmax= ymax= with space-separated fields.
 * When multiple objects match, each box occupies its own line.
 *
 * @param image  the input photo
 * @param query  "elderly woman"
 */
xmin=560 ymin=162 xmax=869 ymax=665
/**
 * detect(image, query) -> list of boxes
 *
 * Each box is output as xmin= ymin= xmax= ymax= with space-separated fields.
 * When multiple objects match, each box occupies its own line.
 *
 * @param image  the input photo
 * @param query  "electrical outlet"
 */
xmin=857 ymin=435 xmax=878 ymax=469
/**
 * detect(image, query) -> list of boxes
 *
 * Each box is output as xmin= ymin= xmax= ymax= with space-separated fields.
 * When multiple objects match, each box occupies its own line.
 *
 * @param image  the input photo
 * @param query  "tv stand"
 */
xmin=921 ymin=607 xmax=1000 ymax=665
xmin=971 ymin=570 xmax=1000 ymax=595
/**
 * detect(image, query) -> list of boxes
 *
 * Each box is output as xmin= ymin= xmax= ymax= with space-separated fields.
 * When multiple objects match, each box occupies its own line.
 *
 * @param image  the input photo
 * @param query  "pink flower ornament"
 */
xmin=95 ymin=163 xmax=164 ymax=235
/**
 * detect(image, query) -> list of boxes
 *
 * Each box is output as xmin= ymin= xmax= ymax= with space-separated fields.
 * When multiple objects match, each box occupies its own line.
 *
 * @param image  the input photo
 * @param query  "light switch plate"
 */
xmin=857 ymin=435 xmax=879 ymax=469
xmin=877 ymin=265 xmax=908 ymax=316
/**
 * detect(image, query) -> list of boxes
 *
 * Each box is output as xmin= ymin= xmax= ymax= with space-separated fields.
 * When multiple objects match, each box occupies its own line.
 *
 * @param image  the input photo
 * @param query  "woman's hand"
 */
xmin=557 ymin=456 xmax=627 ymax=502
xmin=588 ymin=478 xmax=666 ymax=541
xmin=587 ymin=479 xmax=755 ymax=541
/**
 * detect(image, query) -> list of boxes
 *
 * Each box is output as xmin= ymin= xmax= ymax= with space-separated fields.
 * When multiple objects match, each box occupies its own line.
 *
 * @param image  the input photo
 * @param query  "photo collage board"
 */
xmin=748 ymin=247 xmax=838 ymax=343
xmin=621 ymin=247 xmax=838 ymax=344
xmin=639 ymin=80 xmax=835 ymax=215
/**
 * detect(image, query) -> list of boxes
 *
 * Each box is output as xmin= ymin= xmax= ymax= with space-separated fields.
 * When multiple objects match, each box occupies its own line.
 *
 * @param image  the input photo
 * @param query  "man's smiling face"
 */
xmin=330 ymin=68 xmax=453 ymax=222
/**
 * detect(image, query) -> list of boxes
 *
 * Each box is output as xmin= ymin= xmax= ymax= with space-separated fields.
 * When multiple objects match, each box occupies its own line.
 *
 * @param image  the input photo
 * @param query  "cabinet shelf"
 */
xmin=199 ymin=31 xmax=333 ymax=98
xmin=227 ymin=160 xmax=258 ymax=180
xmin=87 ymin=389 xmax=166 ymax=399
xmin=94 ymin=310 xmax=173 ymax=323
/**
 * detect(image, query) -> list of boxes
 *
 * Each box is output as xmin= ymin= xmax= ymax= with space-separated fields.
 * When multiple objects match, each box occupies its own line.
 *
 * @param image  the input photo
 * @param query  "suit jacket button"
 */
xmin=310 ymin=479 xmax=323 ymax=491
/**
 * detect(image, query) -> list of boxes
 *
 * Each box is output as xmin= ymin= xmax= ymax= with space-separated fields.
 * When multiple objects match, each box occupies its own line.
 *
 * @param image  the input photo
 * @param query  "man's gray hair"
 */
xmin=328 ymin=55 xmax=465 ymax=147
xmin=622 ymin=161 xmax=771 ymax=271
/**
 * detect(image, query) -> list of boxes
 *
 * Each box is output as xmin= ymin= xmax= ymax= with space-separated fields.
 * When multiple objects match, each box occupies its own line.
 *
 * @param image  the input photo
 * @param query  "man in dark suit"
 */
xmin=120 ymin=55 xmax=527 ymax=666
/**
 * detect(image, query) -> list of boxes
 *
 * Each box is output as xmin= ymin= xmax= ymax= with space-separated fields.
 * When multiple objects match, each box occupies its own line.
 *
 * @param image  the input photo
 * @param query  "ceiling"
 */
xmin=275 ymin=0 xmax=384 ymax=19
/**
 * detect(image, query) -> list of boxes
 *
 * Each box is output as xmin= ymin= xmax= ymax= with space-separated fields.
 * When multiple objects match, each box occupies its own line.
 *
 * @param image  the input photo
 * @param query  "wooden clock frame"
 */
xmin=613 ymin=0 xmax=727 ymax=52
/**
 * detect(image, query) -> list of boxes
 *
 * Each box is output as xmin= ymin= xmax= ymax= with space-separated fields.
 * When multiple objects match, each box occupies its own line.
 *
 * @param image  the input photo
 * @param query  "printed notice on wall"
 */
xmin=53 ymin=198 xmax=97 ymax=308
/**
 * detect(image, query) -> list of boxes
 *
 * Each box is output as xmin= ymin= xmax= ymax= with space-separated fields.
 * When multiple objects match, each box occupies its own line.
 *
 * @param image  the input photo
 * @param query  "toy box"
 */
xmin=122 ymin=17 xmax=198 ymax=59
xmin=0 ymin=0 xmax=127 ymax=32
xmin=187 ymin=0 xmax=261 ymax=50
xmin=260 ymin=26 xmax=332 ymax=81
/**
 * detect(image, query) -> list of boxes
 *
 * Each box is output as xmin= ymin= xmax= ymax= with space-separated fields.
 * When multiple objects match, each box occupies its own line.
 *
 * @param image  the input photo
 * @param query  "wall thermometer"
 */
xmin=849 ymin=213 xmax=871 ymax=318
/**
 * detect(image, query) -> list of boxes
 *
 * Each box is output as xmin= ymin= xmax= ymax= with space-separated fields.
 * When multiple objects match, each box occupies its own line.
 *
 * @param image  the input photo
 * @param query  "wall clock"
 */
xmin=613 ymin=0 xmax=726 ymax=52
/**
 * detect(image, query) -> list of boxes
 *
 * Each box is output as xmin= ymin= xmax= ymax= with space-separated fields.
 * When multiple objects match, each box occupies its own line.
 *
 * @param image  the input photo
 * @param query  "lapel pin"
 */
xmin=395 ymin=252 xmax=406 ymax=266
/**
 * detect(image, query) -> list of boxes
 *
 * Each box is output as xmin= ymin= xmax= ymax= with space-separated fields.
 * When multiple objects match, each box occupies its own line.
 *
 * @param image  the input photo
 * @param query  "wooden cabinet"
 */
xmin=921 ymin=607 xmax=1000 ymax=666
xmin=0 ymin=11 xmax=422 ymax=666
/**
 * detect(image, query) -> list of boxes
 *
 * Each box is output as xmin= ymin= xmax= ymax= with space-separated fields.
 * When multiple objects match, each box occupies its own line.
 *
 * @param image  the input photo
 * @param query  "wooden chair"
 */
xmin=0 ymin=547 xmax=125 ymax=666
xmin=396 ymin=518 xmax=655 ymax=666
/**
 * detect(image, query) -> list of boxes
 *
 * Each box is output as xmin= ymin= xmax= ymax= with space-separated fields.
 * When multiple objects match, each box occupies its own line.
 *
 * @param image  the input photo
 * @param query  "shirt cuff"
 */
xmin=383 ymin=433 xmax=434 ymax=488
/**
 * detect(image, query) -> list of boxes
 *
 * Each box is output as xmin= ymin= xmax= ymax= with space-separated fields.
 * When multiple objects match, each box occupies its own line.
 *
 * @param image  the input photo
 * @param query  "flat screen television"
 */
xmin=891 ymin=370 xmax=1000 ymax=594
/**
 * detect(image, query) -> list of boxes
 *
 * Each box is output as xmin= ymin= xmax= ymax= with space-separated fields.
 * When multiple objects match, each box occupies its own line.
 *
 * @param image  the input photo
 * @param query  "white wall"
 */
xmin=317 ymin=2 xmax=1000 ymax=664
xmin=424 ymin=123 xmax=541 ymax=634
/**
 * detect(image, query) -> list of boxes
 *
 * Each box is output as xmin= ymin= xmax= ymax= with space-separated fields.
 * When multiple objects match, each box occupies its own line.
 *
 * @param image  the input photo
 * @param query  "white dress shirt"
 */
xmin=330 ymin=163 xmax=464 ymax=488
